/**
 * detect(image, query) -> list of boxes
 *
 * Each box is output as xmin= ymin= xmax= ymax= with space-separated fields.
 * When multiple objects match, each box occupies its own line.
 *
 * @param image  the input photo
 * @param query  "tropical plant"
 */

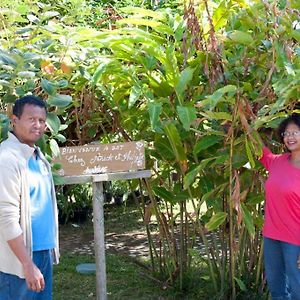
xmin=0 ymin=0 xmax=299 ymax=298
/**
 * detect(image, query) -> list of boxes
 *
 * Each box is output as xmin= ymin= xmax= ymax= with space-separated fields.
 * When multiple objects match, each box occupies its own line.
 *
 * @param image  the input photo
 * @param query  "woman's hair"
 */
xmin=278 ymin=113 xmax=300 ymax=143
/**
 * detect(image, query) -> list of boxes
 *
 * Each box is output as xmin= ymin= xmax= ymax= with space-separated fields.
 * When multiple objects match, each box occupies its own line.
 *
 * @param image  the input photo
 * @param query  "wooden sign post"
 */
xmin=54 ymin=141 xmax=151 ymax=300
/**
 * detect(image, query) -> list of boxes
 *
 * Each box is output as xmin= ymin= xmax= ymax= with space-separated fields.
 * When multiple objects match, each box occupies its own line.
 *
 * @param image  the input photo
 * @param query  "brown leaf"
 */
xmin=144 ymin=203 xmax=153 ymax=225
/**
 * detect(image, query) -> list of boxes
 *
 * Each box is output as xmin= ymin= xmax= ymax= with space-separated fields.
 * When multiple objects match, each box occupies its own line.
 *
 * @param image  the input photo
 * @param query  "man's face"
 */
xmin=12 ymin=104 xmax=47 ymax=147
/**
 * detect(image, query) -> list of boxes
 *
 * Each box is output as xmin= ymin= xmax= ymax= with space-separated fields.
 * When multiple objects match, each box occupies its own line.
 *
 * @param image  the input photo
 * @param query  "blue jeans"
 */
xmin=264 ymin=237 xmax=300 ymax=300
xmin=0 ymin=250 xmax=53 ymax=300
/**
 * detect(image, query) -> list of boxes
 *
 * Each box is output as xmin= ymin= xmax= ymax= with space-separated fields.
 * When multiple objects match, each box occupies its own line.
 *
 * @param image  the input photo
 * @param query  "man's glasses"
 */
xmin=281 ymin=131 xmax=300 ymax=137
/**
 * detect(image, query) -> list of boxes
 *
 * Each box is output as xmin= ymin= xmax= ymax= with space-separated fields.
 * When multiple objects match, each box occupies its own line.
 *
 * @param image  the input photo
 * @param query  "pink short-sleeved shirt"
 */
xmin=260 ymin=147 xmax=300 ymax=246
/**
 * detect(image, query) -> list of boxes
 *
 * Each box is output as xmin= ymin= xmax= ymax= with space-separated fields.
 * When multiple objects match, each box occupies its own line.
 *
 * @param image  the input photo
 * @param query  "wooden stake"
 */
xmin=92 ymin=181 xmax=107 ymax=300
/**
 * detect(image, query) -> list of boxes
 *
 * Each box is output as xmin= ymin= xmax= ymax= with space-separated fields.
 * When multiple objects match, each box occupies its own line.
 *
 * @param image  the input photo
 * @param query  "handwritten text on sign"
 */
xmin=54 ymin=141 xmax=145 ymax=176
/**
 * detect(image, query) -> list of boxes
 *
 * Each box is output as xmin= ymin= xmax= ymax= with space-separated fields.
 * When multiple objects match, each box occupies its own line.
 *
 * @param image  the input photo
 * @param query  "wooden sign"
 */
xmin=53 ymin=141 xmax=145 ymax=176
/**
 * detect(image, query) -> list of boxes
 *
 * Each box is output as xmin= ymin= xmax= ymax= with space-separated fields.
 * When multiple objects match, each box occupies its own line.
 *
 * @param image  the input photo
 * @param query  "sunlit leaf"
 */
xmin=228 ymin=30 xmax=253 ymax=45
xmin=49 ymin=138 xmax=60 ymax=157
xmin=17 ymin=71 xmax=35 ymax=78
xmin=129 ymin=84 xmax=142 ymax=108
xmin=46 ymin=113 xmax=61 ymax=134
xmin=206 ymin=212 xmax=227 ymax=231
xmin=120 ymin=7 xmax=165 ymax=20
xmin=91 ymin=59 xmax=112 ymax=86
xmin=200 ymin=85 xmax=237 ymax=110
xmin=148 ymin=102 xmax=162 ymax=132
xmin=201 ymin=111 xmax=232 ymax=121
xmin=48 ymin=94 xmax=72 ymax=107
xmin=164 ymin=122 xmax=186 ymax=162
xmin=42 ymin=11 xmax=60 ymax=20
xmin=245 ymin=136 xmax=255 ymax=168
xmin=177 ymin=106 xmax=197 ymax=131
xmin=175 ymin=67 xmax=194 ymax=102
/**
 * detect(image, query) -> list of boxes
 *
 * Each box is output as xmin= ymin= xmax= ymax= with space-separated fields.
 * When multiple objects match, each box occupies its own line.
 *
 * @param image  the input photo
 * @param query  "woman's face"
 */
xmin=283 ymin=122 xmax=300 ymax=153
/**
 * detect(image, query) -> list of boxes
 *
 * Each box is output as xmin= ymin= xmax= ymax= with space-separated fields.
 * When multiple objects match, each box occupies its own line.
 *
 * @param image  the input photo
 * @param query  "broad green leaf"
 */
xmin=200 ymin=85 xmax=237 ymax=110
xmin=241 ymin=204 xmax=255 ymax=237
xmin=117 ymin=18 xmax=173 ymax=35
xmin=245 ymin=136 xmax=255 ymax=168
xmin=0 ymin=80 xmax=11 ymax=87
xmin=16 ymin=27 xmax=33 ymax=34
xmin=55 ymin=133 xmax=66 ymax=143
xmin=120 ymin=7 xmax=165 ymax=20
xmin=164 ymin=122 xmax=186 ymax=162
xmin=175 ymin=67 xmax=194 ymax=102
xmin=148 ymin=102 xmax=162 ymax=131
xmin=27 ymin=14 xmax=40 ymax=24
xmin=291 ymin=30 xmax=300 ymax=43
xmin=175 ymin=190 xmax=189 ymax=202
xmin=212 ymin=1 xmax=229 ymax=31
xmin=17 ymin=71 xmax=35 ymax=78
xmin=177 ymin=106 xmax=197 ymax=131
xmin=57 ymin=80 xmax=69 ymax=89
xmin=164 ymin=45 xmax=179 ymax=87
xmin=41 ymin=79 xmax=56 ymax=95
xmin=193 ymin=135 xmax=223 ymax=155
xmin=46 ymin=113 xmax=61 ymax=134
xmin=234 ymin=277 xmax=247 ymax=292
xmin=206 ymin=212 xmax=227 ymax=231
xmin=152 ymin=186 xmax=174 ymax=203
xmin=247 ymin=193 xmax=264 ymax=205
xmin=274 ymin=40 xmax=287 ymax=68
xmin=229 ymin=30 xmax=253 ymax=45
xmin=201 ymin=111 xmax=232 ymax=121
xmin=184 ymin=157 xmax=215 ymax=189
xmin=48 ymin=94 xmax=72 ymax=107
xmin=91 ymin=59 xmax=112 ymax=86
xmin=49 ymin=138 xmax=60 ymax=158
xmin=16 ymin=4 xmax=29 ymax=14
xmin=184 ymin=165 xmax=202 ymax=189
xmin=154 ymin=135 xmax=175 ymax=161
xmin=291 ymin=0 xmax=300 ymax=8
xmin=42 ymin=11 xmax=60 ymax=20
xmin=129 ymin=84 xmax=142 ymax=108
xmin=0 ymin=52 xmax=17 ymax=67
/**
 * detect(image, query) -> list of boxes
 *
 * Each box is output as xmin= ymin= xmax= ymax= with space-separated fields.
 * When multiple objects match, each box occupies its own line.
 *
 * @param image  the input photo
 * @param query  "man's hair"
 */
xmin=13 ymin=95 xmax=47 ymax=118
xmin=278 ymin=113 xmax=300 ymax=143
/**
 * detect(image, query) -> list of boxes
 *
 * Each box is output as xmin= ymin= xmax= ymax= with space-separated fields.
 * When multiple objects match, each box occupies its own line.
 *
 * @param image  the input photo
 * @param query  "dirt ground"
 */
xmin=59 ymin=203 xmax=152 ymax=258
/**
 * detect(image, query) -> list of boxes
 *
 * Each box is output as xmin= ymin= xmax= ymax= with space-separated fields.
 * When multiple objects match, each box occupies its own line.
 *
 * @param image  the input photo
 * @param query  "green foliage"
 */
xmin=1 ymin=0 xmax=299 ymax=297
xmin=56 ymin=184 xmax=92 ymax=224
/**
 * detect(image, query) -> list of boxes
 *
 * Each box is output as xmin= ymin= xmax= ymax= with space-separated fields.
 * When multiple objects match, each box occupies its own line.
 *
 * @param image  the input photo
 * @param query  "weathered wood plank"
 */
xmin=57 ymin=170 xmax=151 ymax=185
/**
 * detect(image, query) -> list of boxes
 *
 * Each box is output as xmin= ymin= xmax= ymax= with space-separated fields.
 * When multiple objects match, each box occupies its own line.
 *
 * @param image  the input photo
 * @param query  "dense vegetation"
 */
xmin=0 ymin=0 xmax=299 ymax=298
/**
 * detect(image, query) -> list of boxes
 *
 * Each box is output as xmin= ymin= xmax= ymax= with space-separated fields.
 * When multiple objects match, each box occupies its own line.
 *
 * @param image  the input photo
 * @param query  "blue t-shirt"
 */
xmin=28 ymin=152 xmax=56 ymax=251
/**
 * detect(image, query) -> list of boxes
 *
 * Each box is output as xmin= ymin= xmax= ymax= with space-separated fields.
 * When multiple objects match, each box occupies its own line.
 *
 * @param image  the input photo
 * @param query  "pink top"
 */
xmin=260 ymin=147 xmax=300 ymax=246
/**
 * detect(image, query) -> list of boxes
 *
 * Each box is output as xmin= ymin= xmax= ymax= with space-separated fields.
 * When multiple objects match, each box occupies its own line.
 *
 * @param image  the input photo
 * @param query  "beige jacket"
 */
xmin=0 ymin=132 xmax=59 ymax=278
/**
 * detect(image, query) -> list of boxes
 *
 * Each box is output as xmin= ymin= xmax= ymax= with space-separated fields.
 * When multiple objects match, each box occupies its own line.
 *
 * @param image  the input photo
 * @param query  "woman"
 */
xmin=259 ymin=113 xmax=300 ymax=300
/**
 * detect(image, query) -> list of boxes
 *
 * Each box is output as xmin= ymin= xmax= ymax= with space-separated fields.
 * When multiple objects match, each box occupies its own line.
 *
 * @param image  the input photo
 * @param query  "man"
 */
xmin=0 ymin=95 xmax=59 ymax=300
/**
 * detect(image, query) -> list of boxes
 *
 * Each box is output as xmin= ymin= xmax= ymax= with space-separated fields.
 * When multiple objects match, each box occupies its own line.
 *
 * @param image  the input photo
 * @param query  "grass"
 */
xmin=53 ymin=252 xmax=212 ymax=300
